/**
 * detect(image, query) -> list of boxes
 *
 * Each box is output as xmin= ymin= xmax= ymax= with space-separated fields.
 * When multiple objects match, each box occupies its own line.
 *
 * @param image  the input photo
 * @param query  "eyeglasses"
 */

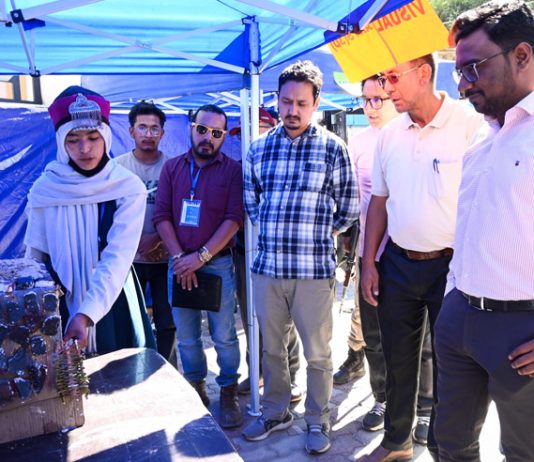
xmin=192 ymin=122 xmax=226 ymax=139
xmin=135 ymin=125 xmax=162 ymax=136
xmin=356 ymin=96 xmax=391 ymax=110
xmin=455 ymin=48 xmax=513 ymax=83
xmin=378 ymin=65 xmax=422 ymax=88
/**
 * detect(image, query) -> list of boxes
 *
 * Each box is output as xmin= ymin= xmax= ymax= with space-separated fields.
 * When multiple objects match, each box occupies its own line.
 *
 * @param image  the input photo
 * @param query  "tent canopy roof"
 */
xmin=1 ymin=0 xmax=409 ymax=76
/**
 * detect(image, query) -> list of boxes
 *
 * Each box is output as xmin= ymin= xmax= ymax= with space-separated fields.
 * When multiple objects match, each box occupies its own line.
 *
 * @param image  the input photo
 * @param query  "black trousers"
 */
xmin=134 ymin=262 xmax=176 ymax=364
xmin=435 ymin=289 xmax=534 ymax=462
xmin=378 ymin=240 xmax=451 ymax=452
xmin=358 ymin=258 xmax=433 ymax=413
xmin=234 ymin=249 xmax=300 ymax=380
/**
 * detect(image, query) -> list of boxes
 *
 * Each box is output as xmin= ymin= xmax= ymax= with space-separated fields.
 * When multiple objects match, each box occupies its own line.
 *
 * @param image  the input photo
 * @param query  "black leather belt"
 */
xmin=461 ymin=291 xmax=534 ymax=312
xmin=390 ymin=241 xmax=453 ymax=261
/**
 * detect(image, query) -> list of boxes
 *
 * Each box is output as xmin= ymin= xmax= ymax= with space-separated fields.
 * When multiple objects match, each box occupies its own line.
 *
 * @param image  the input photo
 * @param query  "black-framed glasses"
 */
xmin=192 ymin=122 xmax=226 ymax=139
xmin=378 ymin=65 xmax=422 ymax=88
xmin=455 ymin=47 xmax=513 ymax=83
xmin=356 ymin=96 xmax=391 ymax=110
xmin=135 ymin=125 xmax=162 ymax=136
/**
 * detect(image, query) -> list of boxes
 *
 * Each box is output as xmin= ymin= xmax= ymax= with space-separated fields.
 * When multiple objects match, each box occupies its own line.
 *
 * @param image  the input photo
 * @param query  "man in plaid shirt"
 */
xmin=242 ymin=60 xmax=358 ymax=454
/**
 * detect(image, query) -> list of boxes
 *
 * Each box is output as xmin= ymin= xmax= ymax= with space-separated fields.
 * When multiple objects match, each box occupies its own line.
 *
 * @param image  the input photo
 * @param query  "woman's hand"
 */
xmin=64 ymin=313 xmax=92 ymax=349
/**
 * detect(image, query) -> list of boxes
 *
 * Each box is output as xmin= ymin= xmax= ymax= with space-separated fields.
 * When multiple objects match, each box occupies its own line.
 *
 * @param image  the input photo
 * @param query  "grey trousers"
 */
xmin=435 ymin=288 xmax=534 ymax=462
xmin=252 ymin=273 xmax=335 ymax=425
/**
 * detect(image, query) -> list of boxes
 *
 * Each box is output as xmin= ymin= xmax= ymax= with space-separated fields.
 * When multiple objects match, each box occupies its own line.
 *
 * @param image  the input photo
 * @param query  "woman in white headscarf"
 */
xmin=24 ymin=86 xmax=156 ymax=353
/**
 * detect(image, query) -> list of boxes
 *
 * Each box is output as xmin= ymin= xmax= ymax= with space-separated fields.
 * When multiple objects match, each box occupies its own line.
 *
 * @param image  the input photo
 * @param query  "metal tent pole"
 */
xmin=243 ymin=17 xmax=262 ymax=416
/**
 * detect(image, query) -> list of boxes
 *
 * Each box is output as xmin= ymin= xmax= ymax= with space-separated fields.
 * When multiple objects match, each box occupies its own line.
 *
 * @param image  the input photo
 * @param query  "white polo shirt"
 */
xmin=448 ymin=91 xmax=534 ymax=300
xmin=372 ymin=93 xmax=485 ymax=252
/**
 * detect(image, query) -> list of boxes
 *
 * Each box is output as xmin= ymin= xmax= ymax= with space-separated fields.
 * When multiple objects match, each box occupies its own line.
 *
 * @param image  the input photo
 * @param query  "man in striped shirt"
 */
xmin=435 ymin=1 xmax=534 ymax=460
xmin=242 ymin=60 xmax=358 ymax=454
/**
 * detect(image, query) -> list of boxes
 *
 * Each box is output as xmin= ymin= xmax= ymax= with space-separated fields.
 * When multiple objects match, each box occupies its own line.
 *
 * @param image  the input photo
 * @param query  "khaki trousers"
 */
xmin=252 ymin=273 xmax=335 ymax=425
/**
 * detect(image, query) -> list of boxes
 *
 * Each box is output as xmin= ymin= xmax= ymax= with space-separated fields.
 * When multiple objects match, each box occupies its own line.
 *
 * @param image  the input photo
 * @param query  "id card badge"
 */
xmin=180 ymin=199 xmax=202 ymax=227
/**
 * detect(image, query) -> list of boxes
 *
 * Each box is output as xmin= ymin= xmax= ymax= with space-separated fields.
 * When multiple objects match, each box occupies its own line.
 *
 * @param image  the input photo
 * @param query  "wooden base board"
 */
xmin=0 ymin=395 xmax=85 ymax=445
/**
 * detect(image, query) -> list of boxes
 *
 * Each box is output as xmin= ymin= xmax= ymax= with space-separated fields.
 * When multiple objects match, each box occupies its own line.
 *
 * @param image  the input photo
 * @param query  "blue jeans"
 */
xmin=168 ymin=255 xmax=240 ymax=388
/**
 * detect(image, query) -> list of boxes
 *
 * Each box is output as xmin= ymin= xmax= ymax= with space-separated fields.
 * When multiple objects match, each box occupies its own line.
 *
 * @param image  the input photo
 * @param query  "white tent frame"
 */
xmin=3 ymin=0 xmax=387 ymax=415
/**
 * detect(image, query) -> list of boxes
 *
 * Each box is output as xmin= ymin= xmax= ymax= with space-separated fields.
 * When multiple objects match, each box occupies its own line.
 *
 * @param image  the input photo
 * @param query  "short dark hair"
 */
xmin=411 ymin=53 xmax=436 ymax=83
xmin=191 ymin=104 xmax=228 ymax=130
xmin=361 ymin=74 xmax=380 ymax=91
xmin=128 ymin=101 xmax=166 ymax=127
xmin=278 ymin=60 xmax=323 ymax=102
xmin=451 ymin=0 xmax=534 ymax=48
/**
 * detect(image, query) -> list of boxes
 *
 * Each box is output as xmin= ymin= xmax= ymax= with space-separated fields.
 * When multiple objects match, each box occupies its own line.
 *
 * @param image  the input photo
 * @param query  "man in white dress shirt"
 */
xmin=434 ymin=1 xmax=534 ymax=461
xmin=357 ymin=54 xmax=484 ymax=462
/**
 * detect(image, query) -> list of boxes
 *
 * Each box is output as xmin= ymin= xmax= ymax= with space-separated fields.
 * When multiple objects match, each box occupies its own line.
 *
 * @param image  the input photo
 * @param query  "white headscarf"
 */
xmin=25 ymin=121 xmax=146 ymax=351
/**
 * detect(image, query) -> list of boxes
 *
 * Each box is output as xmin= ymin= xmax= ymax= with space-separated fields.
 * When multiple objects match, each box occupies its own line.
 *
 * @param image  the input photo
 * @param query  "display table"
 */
xmin=0 ymin=348 xmax=242 ymax=461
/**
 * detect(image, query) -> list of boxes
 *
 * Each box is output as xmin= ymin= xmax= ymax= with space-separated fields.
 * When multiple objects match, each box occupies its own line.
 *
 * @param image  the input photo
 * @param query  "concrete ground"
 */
xmin=178 ymin=277 xmax=504 ymax=461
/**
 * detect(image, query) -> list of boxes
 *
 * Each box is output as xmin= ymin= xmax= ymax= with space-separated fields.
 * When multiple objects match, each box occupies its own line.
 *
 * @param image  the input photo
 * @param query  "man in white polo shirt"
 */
xmin=357 ymin=54 xmax=484 ymax=462
xmin=339 ymin=75 xmax=435 ymax=446
xmin=434 ymin=2 xmax=534 ymax=461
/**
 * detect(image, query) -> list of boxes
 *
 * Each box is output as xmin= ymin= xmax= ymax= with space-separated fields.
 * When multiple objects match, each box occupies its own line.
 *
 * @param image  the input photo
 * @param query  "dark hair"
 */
xmin=451 ymin=0 xmax=534 ymax=48
xmin=128 ymin=101 xmax=166 ymax=127
xmin=411 ymin=53 xmax=436 ymax=83
xmin=361 ymin=74 xmax=380 ymax=91
xmin=191 ymin=104 xmax=228 ymax=130
xmin=278 ymin=60 xmax=323 ymax=102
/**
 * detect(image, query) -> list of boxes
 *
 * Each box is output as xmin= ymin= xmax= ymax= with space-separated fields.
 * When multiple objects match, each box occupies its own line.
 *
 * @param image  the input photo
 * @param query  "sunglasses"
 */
xmin=192 ymin=122 xmax=226 ymax=139
xmin=356 ymin=96 xmax=391 ymax=110
xmin=135 ymin=125 xmax=162 ymax=136
xmin=378 ymin=65 xmax=422 ymax=88
xmin=455 ymin=47 xmax=513 ymax=83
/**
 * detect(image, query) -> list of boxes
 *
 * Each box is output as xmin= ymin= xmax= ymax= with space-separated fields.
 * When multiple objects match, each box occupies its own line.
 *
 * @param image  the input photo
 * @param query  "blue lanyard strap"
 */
xmin=189 ymin=160 xmax=201 ymax=200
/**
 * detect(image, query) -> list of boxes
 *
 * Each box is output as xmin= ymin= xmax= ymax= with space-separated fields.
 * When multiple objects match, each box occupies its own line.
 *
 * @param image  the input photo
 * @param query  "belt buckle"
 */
xmin=478 ymin=297 xmax=493 ymax=312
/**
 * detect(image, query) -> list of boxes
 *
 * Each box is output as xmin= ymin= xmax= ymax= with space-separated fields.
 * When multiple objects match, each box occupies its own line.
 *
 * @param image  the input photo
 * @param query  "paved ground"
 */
xmin=177 ymin=277 xmax=504 ymax=461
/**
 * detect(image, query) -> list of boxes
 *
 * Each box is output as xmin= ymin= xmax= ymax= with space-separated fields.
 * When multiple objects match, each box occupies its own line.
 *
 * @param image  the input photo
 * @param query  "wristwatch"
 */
xmin=198 ymin=246 xmax=212 ymax=263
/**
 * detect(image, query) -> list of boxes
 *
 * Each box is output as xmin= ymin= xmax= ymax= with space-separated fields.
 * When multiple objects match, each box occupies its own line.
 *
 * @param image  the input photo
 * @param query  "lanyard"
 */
xmin=189 ymin=160 xmax=201 ymax=200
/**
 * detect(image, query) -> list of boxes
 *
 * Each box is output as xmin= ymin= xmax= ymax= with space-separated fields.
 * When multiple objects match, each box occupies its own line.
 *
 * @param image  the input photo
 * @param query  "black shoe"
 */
xmin=333 ymin=348 xmax=365 ymax=385
xmin=412 ymin=416 xmax=430 ymax=445
xmin=219 ymin=383 xmax=243 ymax=428
xmin=190 ymin=380 xmax=210 ymax=407
xmin=362 ymin=401 xmax=386 ymax=431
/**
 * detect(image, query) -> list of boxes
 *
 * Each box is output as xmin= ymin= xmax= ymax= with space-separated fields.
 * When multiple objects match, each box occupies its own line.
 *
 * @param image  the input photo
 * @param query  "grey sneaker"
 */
xmin=412 ymin=416 xmax=430 ymax=445
xmin=362 ymin=401 xmax=386 ymax=431
xmin=305 ymin=423 xmax=331 ymax=454
xmin=242 ymin=412 xmax=293 ymax=441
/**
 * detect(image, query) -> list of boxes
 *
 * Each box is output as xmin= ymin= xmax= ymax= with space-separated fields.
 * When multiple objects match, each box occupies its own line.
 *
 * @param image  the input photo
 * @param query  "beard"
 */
xmin=283 ymin=115 xmax=301 ymax=130
xmin=466 ymin=62 xmax=515 ymax=118
xmin=191 ymin=137 xmax=220 ymax=159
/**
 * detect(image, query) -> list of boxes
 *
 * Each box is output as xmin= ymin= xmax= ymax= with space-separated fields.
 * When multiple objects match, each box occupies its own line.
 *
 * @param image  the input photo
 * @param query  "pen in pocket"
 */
xmin=433 ymin=158 xmax=440 ymax=173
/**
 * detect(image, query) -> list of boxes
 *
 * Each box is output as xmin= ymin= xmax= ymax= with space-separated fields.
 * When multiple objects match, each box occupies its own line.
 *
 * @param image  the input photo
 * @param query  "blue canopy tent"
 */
xmin=81 ymin=48 xmax=359 ymax=113
xmin=1 ymin=0 xmax=414 ymax=413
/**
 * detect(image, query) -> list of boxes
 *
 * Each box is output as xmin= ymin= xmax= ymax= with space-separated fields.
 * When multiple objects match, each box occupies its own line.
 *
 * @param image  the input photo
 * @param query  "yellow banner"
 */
xmin=328 ymin=0 xmax=449 ymax=82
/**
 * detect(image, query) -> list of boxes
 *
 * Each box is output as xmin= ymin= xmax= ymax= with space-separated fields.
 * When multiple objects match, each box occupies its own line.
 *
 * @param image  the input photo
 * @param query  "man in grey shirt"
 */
xmin=115 ymin=102 xmax=175 ymax=365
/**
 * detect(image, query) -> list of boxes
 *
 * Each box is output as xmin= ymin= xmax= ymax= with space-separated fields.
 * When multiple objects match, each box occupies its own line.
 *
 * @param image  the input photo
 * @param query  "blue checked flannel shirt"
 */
xmin=244 ymin=123 xmax=359 ymax=279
